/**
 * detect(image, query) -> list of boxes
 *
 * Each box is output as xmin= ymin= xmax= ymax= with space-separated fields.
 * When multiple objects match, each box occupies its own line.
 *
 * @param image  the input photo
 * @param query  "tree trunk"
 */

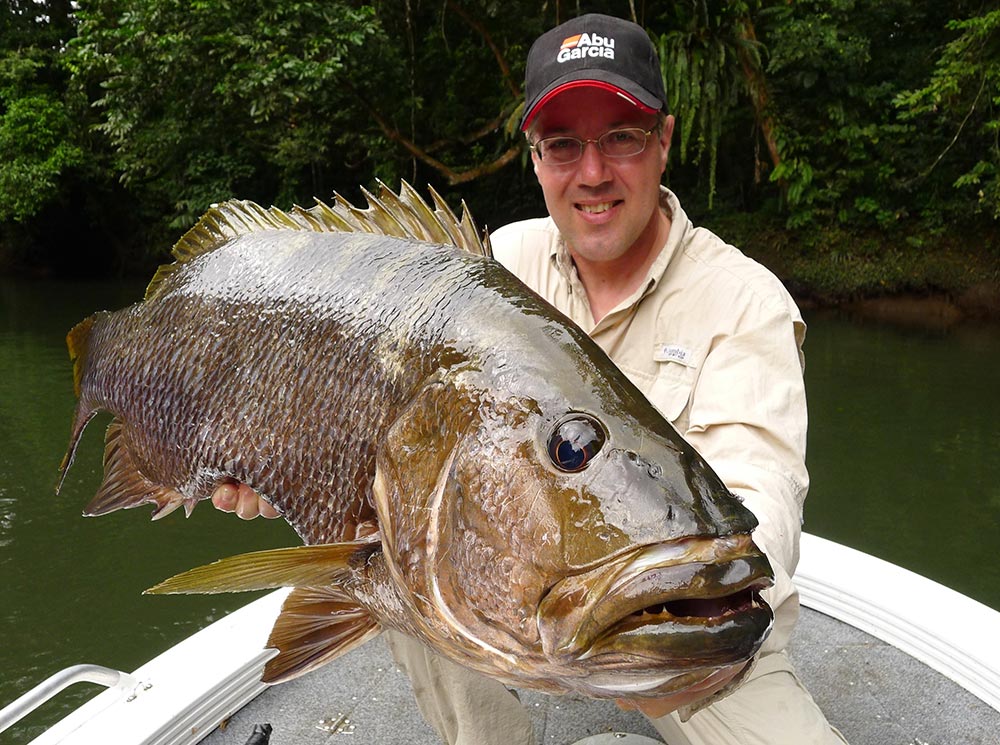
xmin=736 ymin=18 xmax=782 ymax=179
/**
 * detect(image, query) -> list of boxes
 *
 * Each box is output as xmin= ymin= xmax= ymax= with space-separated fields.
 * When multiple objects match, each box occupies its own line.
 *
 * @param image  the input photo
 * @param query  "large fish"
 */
xmin=58 ymin=182 xmax=773 ymax=704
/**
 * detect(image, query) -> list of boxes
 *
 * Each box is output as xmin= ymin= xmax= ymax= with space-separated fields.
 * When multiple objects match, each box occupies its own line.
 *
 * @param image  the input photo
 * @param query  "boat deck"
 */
xmin=200 ymin=606 xmax=1000 ymax=745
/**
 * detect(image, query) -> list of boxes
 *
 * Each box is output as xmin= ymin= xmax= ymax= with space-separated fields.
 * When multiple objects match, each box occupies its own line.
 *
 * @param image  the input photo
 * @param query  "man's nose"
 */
xmin=576 ymin=140 xmax=611 ymax=184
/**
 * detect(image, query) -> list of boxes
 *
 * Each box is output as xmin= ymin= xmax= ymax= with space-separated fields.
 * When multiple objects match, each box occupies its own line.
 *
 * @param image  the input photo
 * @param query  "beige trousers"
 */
xmin=384 ymin=631 xmax=848 ymax=745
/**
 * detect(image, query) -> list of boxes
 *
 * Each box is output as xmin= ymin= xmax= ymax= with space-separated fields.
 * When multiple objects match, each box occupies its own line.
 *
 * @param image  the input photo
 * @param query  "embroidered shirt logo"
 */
xmin=558 ymin=33 xmax=616 ymax=63
xmin=654 ymin=343 xmax=694 ymax=367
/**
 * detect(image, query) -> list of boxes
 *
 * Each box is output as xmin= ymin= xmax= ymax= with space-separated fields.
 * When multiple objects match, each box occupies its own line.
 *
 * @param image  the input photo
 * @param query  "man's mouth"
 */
xmin=577 ymin=200 xmax=621 ymax=215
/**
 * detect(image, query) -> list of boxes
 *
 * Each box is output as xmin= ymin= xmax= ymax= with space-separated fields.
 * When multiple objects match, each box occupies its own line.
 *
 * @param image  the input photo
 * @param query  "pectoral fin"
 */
xmin=262 ymin=585 xmax=381 ymax=683
xmin=147 ymin=541 xmax=384 ymax=684
xmin=145 ymin=540 xmax=381 ymax=595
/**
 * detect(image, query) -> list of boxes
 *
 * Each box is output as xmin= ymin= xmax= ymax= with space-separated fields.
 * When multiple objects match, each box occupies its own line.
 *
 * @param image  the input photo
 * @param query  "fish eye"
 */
xmin=547 ymin=415 xmax=606 ymax=472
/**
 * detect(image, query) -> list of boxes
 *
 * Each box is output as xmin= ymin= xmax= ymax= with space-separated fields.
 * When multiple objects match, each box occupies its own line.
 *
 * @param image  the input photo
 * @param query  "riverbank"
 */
xmin=709 ymin=213 xmax=1000 ymax=327
xmin=3 ymin=212 xmax=998 ymax=328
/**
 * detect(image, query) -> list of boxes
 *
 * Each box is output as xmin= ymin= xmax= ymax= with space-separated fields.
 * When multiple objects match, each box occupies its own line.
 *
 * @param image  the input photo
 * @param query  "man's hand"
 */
xmin=615 ymin=662 xmax=746 ymax=720
xmin=211 ymin=483 xmax=280 ymax=520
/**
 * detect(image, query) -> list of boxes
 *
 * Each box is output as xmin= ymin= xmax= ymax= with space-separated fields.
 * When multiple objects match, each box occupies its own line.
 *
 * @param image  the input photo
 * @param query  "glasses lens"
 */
xmin=599 ymin=128 xmax=648 ymax=157
xmin=538 ymin=136 xmax=582 ymax=164
xmin=534 ymin=128 xmax=651 ymax=163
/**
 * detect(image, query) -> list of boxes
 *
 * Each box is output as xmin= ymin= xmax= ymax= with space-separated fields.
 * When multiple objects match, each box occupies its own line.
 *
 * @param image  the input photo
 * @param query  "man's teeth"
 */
xmin=579 ymin=202 xmax=615 ymax=214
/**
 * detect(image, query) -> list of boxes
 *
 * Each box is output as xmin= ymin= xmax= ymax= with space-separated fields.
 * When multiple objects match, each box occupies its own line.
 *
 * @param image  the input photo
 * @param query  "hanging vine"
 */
xmin=656 ymin=0 xmax=778 ymax=207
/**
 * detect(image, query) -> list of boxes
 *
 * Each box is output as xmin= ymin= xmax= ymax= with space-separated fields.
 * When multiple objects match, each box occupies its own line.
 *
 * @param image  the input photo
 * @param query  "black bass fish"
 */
xmin=58 ymin=182 xmax=773 ymax=702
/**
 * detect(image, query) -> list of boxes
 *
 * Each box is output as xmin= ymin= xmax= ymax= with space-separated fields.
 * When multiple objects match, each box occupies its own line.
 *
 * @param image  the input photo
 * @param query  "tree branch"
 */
xmin=919 ymin=73 xmax=987 ymax=180
xmin=347 ymin=80 xmax=520 ymax=184
xmin=340 ymin=4 xmax=524 ymax=186
xmin=423 ymin=110 xmax=512 ymax=153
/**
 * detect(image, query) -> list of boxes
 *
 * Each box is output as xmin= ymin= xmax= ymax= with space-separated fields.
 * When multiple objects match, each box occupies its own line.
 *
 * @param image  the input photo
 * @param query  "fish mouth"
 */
xmin=537 ymin=535 xmax=773 ymax=673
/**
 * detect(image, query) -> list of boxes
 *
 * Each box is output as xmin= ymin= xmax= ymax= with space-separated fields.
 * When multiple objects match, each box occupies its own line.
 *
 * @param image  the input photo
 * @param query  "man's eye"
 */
xmin=608 ymin=130 xmax=640 ymax=145
xmin=547 ymin=138 xmax=577 ymax=151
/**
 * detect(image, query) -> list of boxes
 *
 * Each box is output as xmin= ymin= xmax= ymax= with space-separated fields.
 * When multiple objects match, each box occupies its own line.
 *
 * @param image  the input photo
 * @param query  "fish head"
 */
xmin=372 ymin=365 xmax=774 ymax=700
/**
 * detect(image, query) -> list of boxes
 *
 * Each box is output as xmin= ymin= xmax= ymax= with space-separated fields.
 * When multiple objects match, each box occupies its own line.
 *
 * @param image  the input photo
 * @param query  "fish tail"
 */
xmin=57 ymin=314 xmax=106 ymax=495
xmin=56 ymin=406 xmax=97 ymax=495
xmin=66 ymin=314 xmax=98 ymax=398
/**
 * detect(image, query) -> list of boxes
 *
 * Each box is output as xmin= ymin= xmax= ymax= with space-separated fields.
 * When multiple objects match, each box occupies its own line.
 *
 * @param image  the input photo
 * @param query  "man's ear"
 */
xmin=661 ymin=114 xmax=676 ymax=145
xmin=659 ymin=114 xmax=676 ymax=171
xmin=527 ymin=132 xmax=543 ymax=177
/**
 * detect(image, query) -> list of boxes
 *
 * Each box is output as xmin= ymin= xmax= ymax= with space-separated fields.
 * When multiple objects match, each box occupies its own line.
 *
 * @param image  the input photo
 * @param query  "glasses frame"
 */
xmin=528 ymin=126 xmax=659 ymax=165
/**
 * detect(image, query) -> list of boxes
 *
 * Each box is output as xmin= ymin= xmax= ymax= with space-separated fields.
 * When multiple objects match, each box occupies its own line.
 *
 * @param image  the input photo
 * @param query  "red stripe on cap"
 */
xmin=521 ymin=80 xmax=657 ymax=131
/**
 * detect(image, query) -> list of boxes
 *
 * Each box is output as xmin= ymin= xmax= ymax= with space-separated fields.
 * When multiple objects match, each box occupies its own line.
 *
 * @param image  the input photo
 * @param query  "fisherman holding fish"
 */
xmin=211 ymin=13 xmax=846 ymax=745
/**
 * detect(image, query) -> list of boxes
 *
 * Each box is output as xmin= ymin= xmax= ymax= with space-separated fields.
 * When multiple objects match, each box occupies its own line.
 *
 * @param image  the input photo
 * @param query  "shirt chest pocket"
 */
xmin=648 ymin=363 xmax=697 ymax=431
xmin=616 ymin=359 xmax=697 ymax=432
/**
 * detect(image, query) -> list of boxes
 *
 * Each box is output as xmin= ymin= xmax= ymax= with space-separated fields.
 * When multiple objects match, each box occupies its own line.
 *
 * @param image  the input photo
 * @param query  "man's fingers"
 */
xmin=212 ymin=482 xmax=280 ymax=519
xmin=258 ymin=500 xmax=280 ymax=519
xmin=211 ymin=483 xmax=239 ymax=512
xmin=235 ymin=483 xmax=261 ymax=520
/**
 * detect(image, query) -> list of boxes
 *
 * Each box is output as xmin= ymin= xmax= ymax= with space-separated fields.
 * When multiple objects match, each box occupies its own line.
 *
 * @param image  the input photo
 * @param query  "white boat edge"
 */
xmin=795 ymin=532 xmax=1000 ymax=711
xmin=14 ymin=532 xmax=1000 ymax=744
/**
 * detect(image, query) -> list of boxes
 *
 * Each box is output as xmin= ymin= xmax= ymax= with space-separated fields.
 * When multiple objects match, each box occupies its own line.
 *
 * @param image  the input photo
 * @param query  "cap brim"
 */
xmin=520 ymin=75 xmax=662 ymax=131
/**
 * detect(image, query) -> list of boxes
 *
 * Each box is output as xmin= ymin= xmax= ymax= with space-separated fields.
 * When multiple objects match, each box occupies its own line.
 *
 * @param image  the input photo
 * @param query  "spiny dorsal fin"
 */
xmin=145 ymin=181 xmax=490 ymax=301
xmin=144 ymin=540 xmax=381 ymax=595
xmin=292 ymin=179 xmax=490 ymax=257
xmin=262 ymin=586 xmax=381 ymax=684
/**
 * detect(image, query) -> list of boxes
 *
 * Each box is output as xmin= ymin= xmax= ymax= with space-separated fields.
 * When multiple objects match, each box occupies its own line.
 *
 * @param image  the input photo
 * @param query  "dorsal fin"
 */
xmin=145 ymin=181 xmax=490 ymax=301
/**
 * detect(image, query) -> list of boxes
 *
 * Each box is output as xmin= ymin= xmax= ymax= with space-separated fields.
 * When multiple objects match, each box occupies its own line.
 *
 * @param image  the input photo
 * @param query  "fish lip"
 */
xmin=537 ymin=534 xmax=773 ymax=666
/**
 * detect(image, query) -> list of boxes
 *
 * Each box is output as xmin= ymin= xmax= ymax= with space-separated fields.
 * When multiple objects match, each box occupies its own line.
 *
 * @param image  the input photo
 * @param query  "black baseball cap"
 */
xmin=520 ymin=13 xmax=667 ymax=131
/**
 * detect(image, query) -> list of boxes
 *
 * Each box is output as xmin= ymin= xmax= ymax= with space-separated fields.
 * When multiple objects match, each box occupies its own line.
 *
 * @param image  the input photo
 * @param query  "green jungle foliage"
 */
xmin=1 ymin=0 xmax=997 ymax=298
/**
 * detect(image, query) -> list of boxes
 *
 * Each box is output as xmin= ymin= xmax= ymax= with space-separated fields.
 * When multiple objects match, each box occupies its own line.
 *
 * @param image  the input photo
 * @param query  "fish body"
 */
xmin=60 ymin=183 xmax=773 ymax=702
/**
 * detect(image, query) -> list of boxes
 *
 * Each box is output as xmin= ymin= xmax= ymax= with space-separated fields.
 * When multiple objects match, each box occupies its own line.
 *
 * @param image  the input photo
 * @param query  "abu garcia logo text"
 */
xmin=558 ymin=33 xmax=616 ymax=62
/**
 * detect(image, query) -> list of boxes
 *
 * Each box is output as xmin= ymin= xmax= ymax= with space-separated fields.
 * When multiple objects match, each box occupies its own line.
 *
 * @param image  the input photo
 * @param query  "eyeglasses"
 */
xmin=529 ymin=127 xmax=658 ymax=165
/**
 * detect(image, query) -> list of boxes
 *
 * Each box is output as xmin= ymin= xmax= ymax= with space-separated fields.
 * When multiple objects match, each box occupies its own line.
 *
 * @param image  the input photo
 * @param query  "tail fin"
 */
xmin=66 ymin=315 xmax=97 ymax=397
xmin=57 ymin=313 xmax=106 ymax=494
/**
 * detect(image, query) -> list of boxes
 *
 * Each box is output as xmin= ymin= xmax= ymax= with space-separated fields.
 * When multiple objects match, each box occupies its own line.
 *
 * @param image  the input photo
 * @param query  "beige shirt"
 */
xmin=490 ymin=188 xmax=807 ymax=654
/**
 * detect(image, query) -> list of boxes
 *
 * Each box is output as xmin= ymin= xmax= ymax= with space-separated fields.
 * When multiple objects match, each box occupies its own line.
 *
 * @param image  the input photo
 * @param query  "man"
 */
xmin=215 ymin=13 xmax=847 ymax=745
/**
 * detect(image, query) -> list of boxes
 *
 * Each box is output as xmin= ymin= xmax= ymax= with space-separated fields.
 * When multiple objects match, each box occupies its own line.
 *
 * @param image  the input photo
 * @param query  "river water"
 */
xmin=1 ymin=277 xmax=998 ymax=741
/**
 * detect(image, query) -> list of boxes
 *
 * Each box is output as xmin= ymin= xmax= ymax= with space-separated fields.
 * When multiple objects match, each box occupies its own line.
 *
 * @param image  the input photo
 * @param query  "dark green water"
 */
xmin=802 ymin=309 xmax=1000 ymax=608
xmin=1 ymin=278 xmax=998 ymax=742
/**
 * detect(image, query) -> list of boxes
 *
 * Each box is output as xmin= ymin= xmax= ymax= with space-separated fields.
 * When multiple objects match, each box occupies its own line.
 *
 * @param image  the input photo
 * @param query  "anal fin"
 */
xmin=84 ymin=419 xmax=189 ymax=518
xmin=262 ymin=586 xmax=381 ymax=683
